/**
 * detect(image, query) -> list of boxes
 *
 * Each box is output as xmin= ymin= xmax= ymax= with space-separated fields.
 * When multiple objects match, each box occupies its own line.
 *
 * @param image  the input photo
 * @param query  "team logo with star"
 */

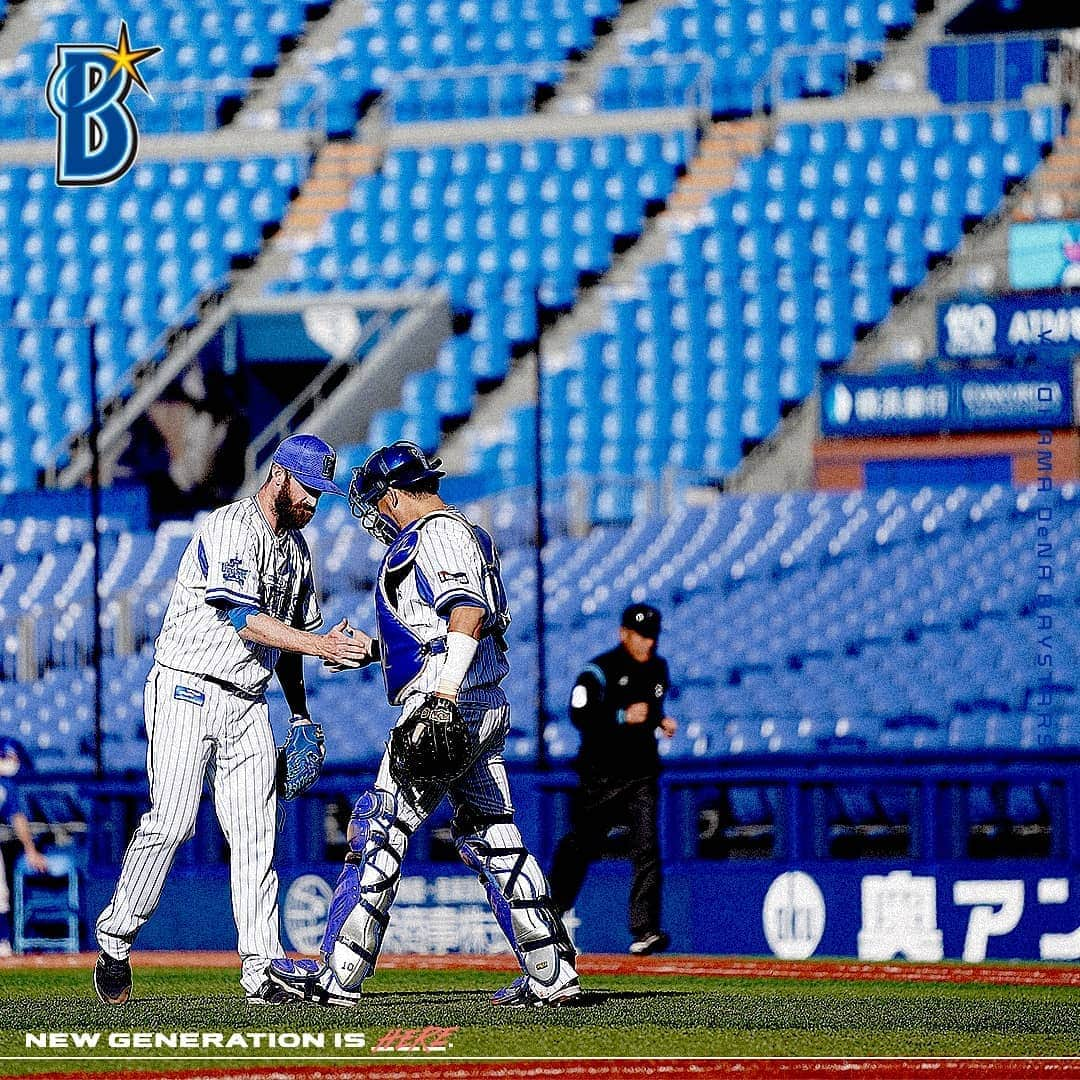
xmin=45 ymin=20 xmax=161 ymax=187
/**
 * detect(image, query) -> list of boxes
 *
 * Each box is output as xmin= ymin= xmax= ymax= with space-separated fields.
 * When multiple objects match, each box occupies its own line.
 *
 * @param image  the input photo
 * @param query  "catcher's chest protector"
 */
xmin=374 ymin=525 xmax=430 ymax=704
xmin=374 ymin=509 xmax=510 ymax=705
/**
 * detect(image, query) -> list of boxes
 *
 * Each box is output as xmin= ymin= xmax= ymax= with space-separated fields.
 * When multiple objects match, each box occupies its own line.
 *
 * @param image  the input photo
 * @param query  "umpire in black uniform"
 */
xmin=548 ymin=603 xmax=677 ymax=955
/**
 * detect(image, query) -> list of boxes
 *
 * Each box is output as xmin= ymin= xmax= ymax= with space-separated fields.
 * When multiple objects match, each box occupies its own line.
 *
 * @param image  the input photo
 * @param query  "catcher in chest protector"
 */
xmin=268 ymin=441 xmax=581 ymax=1008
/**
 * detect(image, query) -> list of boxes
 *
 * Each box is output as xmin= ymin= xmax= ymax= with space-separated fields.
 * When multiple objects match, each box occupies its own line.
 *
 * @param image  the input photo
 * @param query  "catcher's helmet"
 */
xmin=349 ymin=441 xmax=445 ymax=543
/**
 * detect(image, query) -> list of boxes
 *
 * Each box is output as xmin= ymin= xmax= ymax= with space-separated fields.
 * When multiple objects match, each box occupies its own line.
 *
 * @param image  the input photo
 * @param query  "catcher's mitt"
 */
xmin=389 ymin=694 xmax=471 ymax=790
xmin=276 ymin=716 xmax=325 ymax=801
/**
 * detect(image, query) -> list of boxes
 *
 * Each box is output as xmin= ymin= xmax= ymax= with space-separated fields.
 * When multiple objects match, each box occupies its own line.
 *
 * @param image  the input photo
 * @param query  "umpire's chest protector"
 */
xmin=374 ymin=525 xmax=433 ymax=705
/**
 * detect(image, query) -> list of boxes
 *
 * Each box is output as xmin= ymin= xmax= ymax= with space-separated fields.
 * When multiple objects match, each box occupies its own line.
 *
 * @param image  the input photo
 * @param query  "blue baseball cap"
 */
xmin=272 ymin=434 xmax=345 ymax=496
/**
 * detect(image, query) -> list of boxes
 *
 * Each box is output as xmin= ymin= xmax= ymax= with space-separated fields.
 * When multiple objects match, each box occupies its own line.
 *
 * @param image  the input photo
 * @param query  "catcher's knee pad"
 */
xmin=321 ymin=788 xmax=413 ymax=991
xmin=455 ymin=818 xmax=577 ymax=991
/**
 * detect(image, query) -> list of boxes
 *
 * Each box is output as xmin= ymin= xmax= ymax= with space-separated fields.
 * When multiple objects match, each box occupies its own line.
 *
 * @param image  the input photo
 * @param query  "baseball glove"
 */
xmin=276 ymin=716 xmax=326 ymax=801
xmin=389 ymin=694 xmax=471 ymax=790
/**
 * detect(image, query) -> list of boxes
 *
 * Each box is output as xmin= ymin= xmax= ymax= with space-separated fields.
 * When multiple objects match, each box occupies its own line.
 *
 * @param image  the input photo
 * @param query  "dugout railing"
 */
xmin=75 ymin=750 xmax=1080 ymax=870
xmin=13 ymin=751 xmax=1080 ymax=957
xmin=750 ymin=30 xmax=1066 ymax=118
xmin=0 ymin=78 xmax=331 ymax=140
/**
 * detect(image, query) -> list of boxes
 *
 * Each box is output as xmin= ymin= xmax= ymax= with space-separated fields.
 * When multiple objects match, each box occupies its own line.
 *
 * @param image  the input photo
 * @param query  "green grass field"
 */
xmin=0 ymin=962 xmax=1078 ymax=1076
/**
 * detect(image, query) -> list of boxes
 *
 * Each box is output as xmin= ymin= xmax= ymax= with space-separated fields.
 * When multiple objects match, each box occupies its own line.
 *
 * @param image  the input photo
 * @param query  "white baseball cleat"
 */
xmin=490 ymin=972 xmax=582 ymax=1007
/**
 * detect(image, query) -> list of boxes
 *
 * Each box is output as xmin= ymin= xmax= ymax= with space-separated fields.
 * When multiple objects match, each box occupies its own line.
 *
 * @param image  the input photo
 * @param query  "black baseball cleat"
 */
xmin=628 ymin=930 xmax=671 ymax=956
xmin=93 ymin=951 xmax=132 ymax=1005
xmin=246 ymin=978 xmax=294 ymax=1005
xmin=267 ymin=958 xmax=363 ymax=1007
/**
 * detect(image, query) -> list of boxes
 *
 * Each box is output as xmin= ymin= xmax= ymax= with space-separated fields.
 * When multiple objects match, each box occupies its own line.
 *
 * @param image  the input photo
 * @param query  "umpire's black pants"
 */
xmin=548 ymin=776 xmax=661 ymax=940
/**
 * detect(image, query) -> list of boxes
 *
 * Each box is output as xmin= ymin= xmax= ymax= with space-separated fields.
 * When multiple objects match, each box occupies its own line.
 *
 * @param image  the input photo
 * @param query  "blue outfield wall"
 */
xmin=80 ymin=861 xmax=1080 ymax=965
xmin=68 ymin=757 xmax=1080 ymax=965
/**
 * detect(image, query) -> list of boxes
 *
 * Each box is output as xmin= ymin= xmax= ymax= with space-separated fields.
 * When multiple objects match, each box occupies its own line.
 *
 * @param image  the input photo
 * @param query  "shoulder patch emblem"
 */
xmin=437 ymin=570 xmax=469 ymax=584
xmin=221 ymin=557 xmax=249 ymax=587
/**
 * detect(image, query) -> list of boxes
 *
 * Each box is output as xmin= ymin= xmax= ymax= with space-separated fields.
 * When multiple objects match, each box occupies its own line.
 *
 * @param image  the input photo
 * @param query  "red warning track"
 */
xmin=6 ymin=951 xmax=1080 ymax=987
xmin=21 ymin=1060 xmax=1080 ymax=1079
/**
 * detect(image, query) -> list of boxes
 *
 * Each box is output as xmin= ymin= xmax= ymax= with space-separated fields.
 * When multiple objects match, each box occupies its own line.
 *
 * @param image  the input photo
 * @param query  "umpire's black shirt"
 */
xmin=569 ymin=644 xmax=670 ymax=782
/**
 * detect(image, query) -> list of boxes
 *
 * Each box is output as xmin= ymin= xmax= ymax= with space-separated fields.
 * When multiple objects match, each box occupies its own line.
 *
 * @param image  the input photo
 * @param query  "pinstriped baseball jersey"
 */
xmin=376 ymin=509 xmax=510 ymax=704
xmin=155 ymin=497 xmax=322 ymax=694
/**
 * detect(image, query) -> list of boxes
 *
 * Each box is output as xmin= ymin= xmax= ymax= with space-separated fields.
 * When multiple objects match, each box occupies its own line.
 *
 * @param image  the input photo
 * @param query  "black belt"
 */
xmin=199 ymin=672 xmax=264 ymax=701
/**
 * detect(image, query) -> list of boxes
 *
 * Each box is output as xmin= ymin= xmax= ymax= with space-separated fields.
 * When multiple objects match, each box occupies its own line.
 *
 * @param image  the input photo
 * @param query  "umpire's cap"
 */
xmin=621 ymin=603 xmax=661 ymax=639
xmin=272 ymin=433 xmax=345 ymax=496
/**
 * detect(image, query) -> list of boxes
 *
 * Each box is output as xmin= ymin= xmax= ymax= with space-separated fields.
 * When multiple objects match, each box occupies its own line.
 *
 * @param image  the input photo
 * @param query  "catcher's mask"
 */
xmin=348 ymin=440 xmax=446 ymax=544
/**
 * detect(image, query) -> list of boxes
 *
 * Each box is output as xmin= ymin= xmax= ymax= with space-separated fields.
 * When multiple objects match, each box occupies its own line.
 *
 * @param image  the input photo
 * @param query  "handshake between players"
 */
xmin=265 ymin=440 xmax=582 ymax=1009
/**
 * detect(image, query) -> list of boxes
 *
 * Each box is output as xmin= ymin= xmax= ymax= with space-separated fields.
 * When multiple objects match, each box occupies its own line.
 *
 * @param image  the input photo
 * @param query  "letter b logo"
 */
xmin=45 ymin=22 xmax=160 ymax=187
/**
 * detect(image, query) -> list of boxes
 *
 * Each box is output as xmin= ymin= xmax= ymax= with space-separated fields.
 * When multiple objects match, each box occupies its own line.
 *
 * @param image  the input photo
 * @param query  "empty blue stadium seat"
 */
xmin=2 ymin=0 xmax=310 ymax=138
xmin=5 ymin=484 xmax=1077 ymax=770
xmin=0 ymin=153 xmax=309 ymax=490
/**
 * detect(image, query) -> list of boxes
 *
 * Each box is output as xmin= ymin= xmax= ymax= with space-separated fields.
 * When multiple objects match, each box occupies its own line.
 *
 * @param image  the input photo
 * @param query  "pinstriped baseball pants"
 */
xmin=95 ymin=664 xmax=282 ymax=993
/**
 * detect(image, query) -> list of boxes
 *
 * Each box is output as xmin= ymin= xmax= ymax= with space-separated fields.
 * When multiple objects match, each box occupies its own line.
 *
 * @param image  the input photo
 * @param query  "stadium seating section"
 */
xmin=465 ymin=106 xmax=1055 ymax=496
xmin=2 ymin=484 xmax=1075 ymax=773
xmin=0 ymin=0 xmax=309 ymax=138
xmin=286 ymin=0 xmax=620 ymax=132
xmin=269 ymin=130 xmax=692 ymax=450
xmin=599 ymin=0 xmax=916 ymax=114
xmin=279 ymin=106 xmax=1054 ymax=493
xmin=0 ymin=0 xmax=620 ymax=137
xmin=0 ymin=155 xmax=308 ymax=490
xmin=0 ymin=0 xmax=920 ymax=134
xmin=0 ymin=0 xmax=1057 ymax=503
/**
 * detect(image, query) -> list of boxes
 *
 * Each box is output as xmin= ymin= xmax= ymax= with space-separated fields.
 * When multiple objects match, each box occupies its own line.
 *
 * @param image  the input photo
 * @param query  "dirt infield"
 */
xmin=21 ymin=1060 xmax=1080 ymax=1080
xmin=6 ymin=951 xmax=1080 ymax=988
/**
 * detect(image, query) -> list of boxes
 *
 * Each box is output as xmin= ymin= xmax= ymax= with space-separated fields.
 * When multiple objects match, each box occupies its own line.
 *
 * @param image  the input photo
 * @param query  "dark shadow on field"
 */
xmin=361 ymin=988 xmax=670 ymax=1005
xmin=342 ymin=989 xmax=614 ymax=1007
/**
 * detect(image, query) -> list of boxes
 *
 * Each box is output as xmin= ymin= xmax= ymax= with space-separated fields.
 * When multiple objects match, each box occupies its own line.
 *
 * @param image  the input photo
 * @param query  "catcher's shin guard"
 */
xmin=455 ymin=817 xmax=578 ymax=993
xmin=321 ymin=788 xmax=412 ymax=991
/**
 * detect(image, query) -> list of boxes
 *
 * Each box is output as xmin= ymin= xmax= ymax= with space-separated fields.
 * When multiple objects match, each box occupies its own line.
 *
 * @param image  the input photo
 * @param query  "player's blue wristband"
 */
xmin=226 ymin=604 xmax=261 ymax=631
xmin=616 ymin=709 xmax=627 ymax=725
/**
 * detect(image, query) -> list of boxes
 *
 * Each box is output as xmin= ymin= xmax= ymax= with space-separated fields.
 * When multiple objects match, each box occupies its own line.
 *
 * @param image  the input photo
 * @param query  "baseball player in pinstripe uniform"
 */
xmin=268 ymin=441 xmax=581 ymax=1008
xmin=93 ymin=434 xmax=367 ymax=1006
